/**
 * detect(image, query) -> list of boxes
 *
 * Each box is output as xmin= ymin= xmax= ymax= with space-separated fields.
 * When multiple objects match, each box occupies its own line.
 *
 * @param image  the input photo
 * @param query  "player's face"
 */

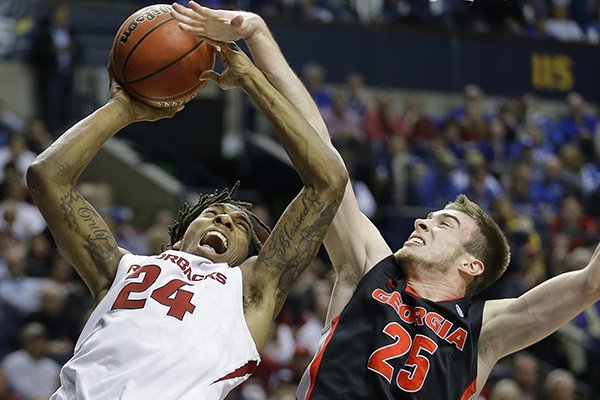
xmin=395 ymin=209 xmax=478 ymax=270
xmin=180 ymin=203 xmax=253 ymax=266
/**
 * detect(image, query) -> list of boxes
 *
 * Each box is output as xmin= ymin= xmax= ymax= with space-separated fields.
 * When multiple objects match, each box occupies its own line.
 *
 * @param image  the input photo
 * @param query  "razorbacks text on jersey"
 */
xmin=297 ymin=255 xmax=484 ymax=400
xmin=51 ymin=250 xmax=259 ymax=400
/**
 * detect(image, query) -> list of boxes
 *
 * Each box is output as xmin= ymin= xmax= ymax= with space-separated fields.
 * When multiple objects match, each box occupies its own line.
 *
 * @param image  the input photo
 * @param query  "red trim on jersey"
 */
xmin=304 ymin=316 xmax=341 ymax=399
xmin=388 ymin=278 xmax=397 ymax=289
xmin=405 ymin=284 xmax=460 ymax=302
xmin=460 ymin=378 xmax=477 ymax=400
xmin=212 ymin=360 xmax=258 ymax=383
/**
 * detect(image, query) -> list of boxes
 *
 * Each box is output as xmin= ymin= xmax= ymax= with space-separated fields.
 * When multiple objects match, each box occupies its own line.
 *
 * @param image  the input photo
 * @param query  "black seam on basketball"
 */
xmin=116 ymin=16 xmax=175 ymax=85
xmin=125 ymin=30 xmax=204 ymax=84
xmin=122 ymin=17 xmax=179 ymax=81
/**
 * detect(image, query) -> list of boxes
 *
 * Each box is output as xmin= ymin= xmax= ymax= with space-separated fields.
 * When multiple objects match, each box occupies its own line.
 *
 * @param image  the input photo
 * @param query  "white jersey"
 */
xmin=51 ymin=250 xmax=260 ymax=400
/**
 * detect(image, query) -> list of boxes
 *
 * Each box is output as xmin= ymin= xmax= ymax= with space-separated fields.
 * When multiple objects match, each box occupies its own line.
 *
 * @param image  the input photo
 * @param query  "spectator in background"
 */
xmin=477 ymin=117 xmax=517 ymax=179
xmin=544 ymin=369 xmax=576 ymax=400
xmin=298 ymin=0 xmax=337 ymax=23
xmin=23 ymin=282 xmax=80 ymax=364
xmin=301 ymin=63 xmax=332 ymax=110
xmin=0 ymin=246 xmax=50 ymax=317
xmin=29 ymin=2 xmax=78 ymax=136
xmin=488 ymin=378 xmax=524 ymax=400
xmin=144 ymin=206 xmax=175 ymax=255
xmin=490 ymin=196 xmax=545 ymax=298
xmin=0 ymin=101 xmax=26 ymax=147
xmin=520 ymin=0 xmax=549 ymax=37
xmin=543 ymin=0 xmax=586 ymax=41
xmin=559 ymin=143 xmax=600 ymax=208
xmin=447 ymin=83 xmax=491 ymax=142
xmin=556 ymin=246 xmax=600 ymax=392
xmin=340 ymin=150 xmax=377 ymax=219
xmin=505 ymin=162 xmax=542 ymax=224
xmin=560 ymin=92 xmax=598 ymax=161
xmin=350 ymin=0 xmax=384 ymax=24
xmin=107 ymin=206 xmax=148 ymax=255
xmin=1 ymin=322 xmax=60 ymax=400
xmin=320 ymin=91 xmax=364 ymax=152
xmin=462 ymin=149 xmax=504 ymax=213
xmin=517 ymin=118 xmax=555 ymax=168
xmin=388 ymin=136 xmax=415 ymax=207
xmin=46 ymin=253 xmax=92 ymax=332
xmin=23 ymin=233 xmax=54 ymax=278
xmin=345 ymin=72 xmax=368 ymax=117
xmin=0 ymin=133 xmax=37 ymax=184
xmin=522 ymin=93 xmax=564 ymax=151
xmin=401 ymin=99 xmax=436 ymax=151
xmin=363 ymin=91 xmax=406 ymax=147
xmin=0 ymin=178 xmax=46 ymax=242
xmin=23 ymin=118 xmax=52 ymax=155
xmin=549 ymin=194 xmax=599 ymax=276
xmin=510 ymin=352 xmax=542 ymax=400
xmin=413 ymin=146 xmax=465 ymax=208
xmin=531 ymin=154 xmax=568 ymax=224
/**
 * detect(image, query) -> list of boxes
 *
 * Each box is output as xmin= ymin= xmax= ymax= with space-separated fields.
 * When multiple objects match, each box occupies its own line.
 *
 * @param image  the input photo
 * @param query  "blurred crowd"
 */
xmin=190 ymin=0 xmax=600 ymax=44
xmin=0 ymin=1 xmax=600 ymax=400
xmin=2 ymin=73 xmax=600 ymax=398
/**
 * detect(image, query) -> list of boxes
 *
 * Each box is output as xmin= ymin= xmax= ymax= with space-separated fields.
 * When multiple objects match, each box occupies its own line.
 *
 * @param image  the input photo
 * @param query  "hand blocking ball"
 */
xmin=110 ymin=4 xmax=215 ymax=108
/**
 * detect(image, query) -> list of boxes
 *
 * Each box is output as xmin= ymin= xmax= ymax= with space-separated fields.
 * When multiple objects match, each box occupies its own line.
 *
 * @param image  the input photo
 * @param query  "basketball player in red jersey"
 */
xmin=173 ymin=3 xmax=600 ymax=399
xmin=26 ymin=38 xmax=347 ymax=399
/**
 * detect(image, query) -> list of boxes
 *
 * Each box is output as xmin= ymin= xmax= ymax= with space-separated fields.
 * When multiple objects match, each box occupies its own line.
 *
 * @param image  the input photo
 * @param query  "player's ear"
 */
xmin=172 ymin=240 xmax=182 ymax=250
xmin=459 ymin=257 xmax=484 ymax=277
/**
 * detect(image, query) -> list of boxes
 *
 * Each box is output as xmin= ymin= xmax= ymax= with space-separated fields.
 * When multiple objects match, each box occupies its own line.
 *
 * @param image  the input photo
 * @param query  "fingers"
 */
xmin=188 ymin=1 xmax=211 ymax=15
xmin=202 ymin=37 xmax=239 ymax=55
xmin=200 ymin=70 xmax=220 ymax=82
xmin=171 ymin=4 xmax=201 ymax=28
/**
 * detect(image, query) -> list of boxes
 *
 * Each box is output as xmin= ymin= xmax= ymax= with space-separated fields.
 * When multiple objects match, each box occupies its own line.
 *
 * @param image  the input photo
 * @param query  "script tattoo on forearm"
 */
xmin=263 ymin=187 xmax=340 ymax=302
xmin=60 ymin=188 xmax=117 ymax=269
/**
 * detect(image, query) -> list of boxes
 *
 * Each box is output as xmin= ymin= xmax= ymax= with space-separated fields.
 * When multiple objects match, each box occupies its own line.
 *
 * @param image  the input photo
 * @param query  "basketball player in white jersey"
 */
xmin=26 ymin=39 xmax=348 ymax=399
xmin=172 ymin=3 xmax=600 ymax=399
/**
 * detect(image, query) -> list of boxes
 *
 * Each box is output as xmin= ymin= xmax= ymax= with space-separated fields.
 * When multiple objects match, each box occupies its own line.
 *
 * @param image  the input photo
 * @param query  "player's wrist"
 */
xmin=243 ymin=14 xmax=266 ymax=43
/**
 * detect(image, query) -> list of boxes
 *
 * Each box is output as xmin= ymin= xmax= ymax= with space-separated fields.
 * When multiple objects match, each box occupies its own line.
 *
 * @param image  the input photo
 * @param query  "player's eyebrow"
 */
xmin=428 ymin=211 xmax=461 ymax=227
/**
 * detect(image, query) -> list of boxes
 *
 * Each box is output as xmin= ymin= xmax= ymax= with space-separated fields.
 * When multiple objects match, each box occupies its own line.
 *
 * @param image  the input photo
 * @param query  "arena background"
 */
xmin=0 ymin=0 xmax=599 ymax=399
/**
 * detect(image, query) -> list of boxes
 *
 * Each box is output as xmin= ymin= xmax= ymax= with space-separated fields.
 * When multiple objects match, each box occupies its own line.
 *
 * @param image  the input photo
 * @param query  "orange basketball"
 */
xmin=110 ymin=4 xmax=215 ymax=108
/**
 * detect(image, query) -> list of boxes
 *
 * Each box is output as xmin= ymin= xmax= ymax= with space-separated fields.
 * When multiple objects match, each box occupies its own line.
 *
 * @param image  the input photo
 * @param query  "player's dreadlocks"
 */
xmin=168 ymin=182 xmax=271 ymax=257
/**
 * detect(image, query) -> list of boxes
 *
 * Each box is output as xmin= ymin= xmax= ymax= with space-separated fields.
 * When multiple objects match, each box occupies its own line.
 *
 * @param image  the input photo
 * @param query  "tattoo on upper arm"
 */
xmin=60 ymin=188 xmax=118 ymax=275
xmin=260 ymin=187 xmax=340 ymax=303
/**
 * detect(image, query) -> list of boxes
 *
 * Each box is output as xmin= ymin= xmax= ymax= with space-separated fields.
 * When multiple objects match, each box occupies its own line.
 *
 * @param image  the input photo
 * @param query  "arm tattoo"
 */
xmin=60 ymin=188 xmax=118 ymax=273
xmin=261 ymin=187 xmax=340 ymax=303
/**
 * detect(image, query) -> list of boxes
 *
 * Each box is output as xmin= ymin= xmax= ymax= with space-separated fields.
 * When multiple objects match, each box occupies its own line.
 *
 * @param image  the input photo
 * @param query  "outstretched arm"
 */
xmin=26 ymin=81 xmax=181 ymax=303
xmin=202 ymin=41 xmax=348 ymax=350
xmin=171 ymin=3 xmax=392 ymax=323
xmin=478 ymin=243 xmax=600 ymax=385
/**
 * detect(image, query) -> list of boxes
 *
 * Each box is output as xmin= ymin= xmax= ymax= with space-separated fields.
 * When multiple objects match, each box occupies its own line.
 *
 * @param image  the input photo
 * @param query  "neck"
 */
xmin=404 ymin=267 xmax=466 ymax=301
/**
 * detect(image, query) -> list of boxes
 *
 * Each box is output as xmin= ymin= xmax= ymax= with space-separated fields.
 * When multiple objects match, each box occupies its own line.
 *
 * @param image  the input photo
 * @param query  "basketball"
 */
xmin=110 ymin=4 xmax=215 ymax=108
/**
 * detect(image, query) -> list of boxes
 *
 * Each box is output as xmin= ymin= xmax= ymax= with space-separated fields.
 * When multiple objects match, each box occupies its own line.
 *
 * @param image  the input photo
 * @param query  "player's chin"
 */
xmin=394 ymin=247 xmax=418 ymax=263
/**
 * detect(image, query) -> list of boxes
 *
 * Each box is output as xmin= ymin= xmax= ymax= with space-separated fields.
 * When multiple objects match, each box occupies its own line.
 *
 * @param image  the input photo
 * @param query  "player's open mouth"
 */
xmin=199 ymin=231 xmax=228 ymax=254
xmin=406 ymin=235 xmax=425 ymax=246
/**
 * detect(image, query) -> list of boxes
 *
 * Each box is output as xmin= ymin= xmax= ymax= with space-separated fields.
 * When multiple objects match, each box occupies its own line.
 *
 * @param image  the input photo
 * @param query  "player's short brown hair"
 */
xmin=445 ymin=194 xmax=511 ymax=297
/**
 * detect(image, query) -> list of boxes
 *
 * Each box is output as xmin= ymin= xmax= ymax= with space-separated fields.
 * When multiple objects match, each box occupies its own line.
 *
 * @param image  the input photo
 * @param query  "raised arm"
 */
xmin=202 ymin=41 xmax=348 ymax=349
xmin=477 ymin=243 xmax=600 ymax=388
xmin=171 ymin=3 xmax=392 ymax=322
xmin=26 ymin=82 xmax=180 ymax=302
